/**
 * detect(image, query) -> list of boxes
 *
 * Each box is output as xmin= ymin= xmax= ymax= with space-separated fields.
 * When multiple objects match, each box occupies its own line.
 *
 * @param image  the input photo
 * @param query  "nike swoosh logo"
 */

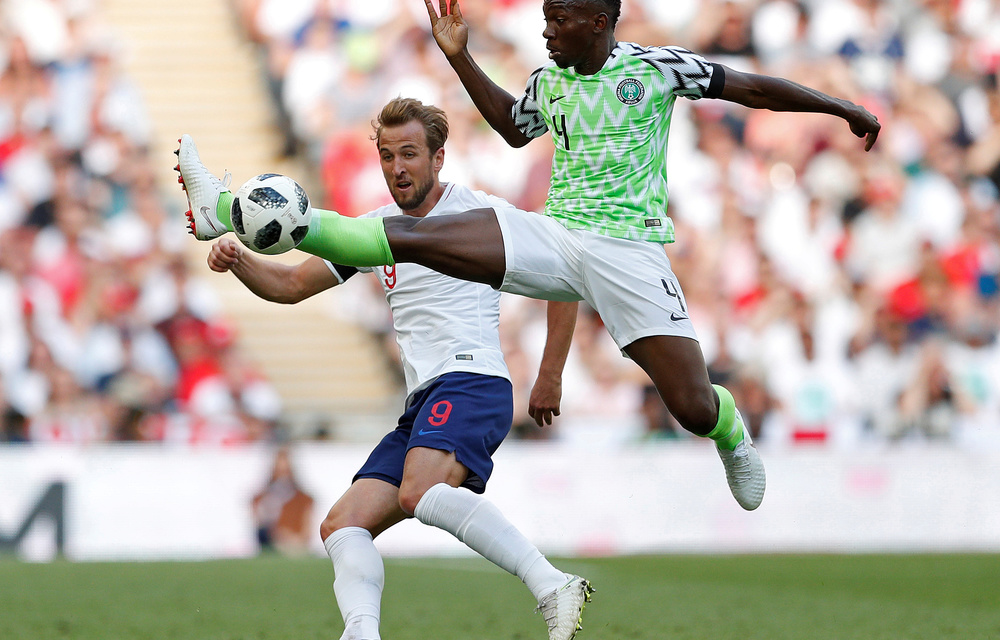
xmin=417 ymin=429 xmax=443 ymax=436
xmin=670 ymin=313 xmax=688 ymax=322
xmin=199 ymin=205 xmax=222 ymax=231
xmin=549 ymin=95 xmax=565 ymax=104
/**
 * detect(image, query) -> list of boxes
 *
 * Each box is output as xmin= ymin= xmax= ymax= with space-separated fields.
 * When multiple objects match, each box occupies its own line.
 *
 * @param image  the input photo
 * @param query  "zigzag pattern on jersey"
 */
xmin=624 ymin=43 xmax=713 ymax=99
xmin=512 ymin=67 xmax=548 ymax=139
xmin=543 ymin=54 xmax=672 ymax=241
xmin=510 ymin=42 xmax=716 ymax=242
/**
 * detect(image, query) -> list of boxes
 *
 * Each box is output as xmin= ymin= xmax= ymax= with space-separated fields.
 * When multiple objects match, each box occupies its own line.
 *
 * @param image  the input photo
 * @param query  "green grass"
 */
xmin=2 ymin=554 xmax=999 ymax=639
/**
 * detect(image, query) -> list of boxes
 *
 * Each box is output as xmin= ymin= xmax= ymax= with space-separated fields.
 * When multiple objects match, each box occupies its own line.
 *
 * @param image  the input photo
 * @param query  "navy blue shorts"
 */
xmin=354 ymin=372 xmax=513 ymax=494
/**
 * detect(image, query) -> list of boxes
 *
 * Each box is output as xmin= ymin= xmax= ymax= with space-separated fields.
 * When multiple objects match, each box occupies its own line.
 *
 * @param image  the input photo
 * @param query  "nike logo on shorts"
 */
xmin=418 ymin=428 xmax=443 ymax=436
xmin=670 ymin=313 xmax=688 ymax=322
xmin=549 ymin=95 xmax=565 ymax=104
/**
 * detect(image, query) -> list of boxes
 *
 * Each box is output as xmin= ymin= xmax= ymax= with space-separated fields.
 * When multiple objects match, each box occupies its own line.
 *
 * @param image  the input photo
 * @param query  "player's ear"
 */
xmin=433 ymin=146 xmax=445 ymax=172
xmin=593 ymin=11 xmax=608 ymax=33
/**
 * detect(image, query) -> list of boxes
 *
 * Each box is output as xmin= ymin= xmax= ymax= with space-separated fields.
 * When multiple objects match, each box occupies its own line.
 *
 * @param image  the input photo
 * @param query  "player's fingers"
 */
xmin=438 ymin=0 xmax=446 ymax=17
xmin=865 ymin=128 xmax=878 ymax=152
xmin=531 ymin=404 xmax=553 ymax=426
xmin=451 ymin=0 xmax=461 ymax=17
xmin=537 ymin=407 xmax=555 ymax=426
xmin=424 ymin=0 xmax=439 ymax=21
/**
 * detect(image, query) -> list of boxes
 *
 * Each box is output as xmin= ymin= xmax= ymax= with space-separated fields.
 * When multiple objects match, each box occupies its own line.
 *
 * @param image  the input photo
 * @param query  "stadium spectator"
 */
xmin=853 ymin=306 xmax=919 ymax=439
xmin=895 ymin=337 xmax=976 ymax=441
xmin=252 ymin=446 xmax=315 ymax=555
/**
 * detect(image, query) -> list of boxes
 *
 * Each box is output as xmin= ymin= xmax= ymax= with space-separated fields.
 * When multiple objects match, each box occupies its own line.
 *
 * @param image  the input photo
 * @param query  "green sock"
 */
xmin=297 ymin=208 xmax=395 ymax=267
xmin=217 ymin=191 xmax=235 ymax=231
xmin=705 ymin=384 xmax=745 ymax=450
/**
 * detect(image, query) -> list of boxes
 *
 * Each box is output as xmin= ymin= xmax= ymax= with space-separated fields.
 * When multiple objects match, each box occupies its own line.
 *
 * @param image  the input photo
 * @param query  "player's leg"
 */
xmin=402 ymin=448 xmax=593 ymax=640
xmin=395 ymin=446 xmax=467 ymax=514
xmin=404 ymin=452 xmax=574 ymax=600
xmin=176 ymin=135 xmax=508 ymax=283
xmin=625 ymin=334 xmax=765 ymax=510
xmin=175 ymin=134 xmax=233 ymax=240
xmin=582 ymin=234 xmax=765 ymax=510
xmin=399 ymin=376 xmax=568 ymax=599
xmin=401 ymin=446 xmax=570 ymax=602
xmin=320 ymin=422 xmax=418 ymax=640
xmin=301 ymin=207 xmax=509 ymax=288
xmin=306 ymin=203 xmax=586 ymax=297
xmin=319 ymin=479 xmax=406 ymax=640
xmin=400 ymin=373 xmax=592 ymax=640
xmin=623 ymin=334 xmax=718 ymax=435
xmin=376 ymin=209 xmax=507 ymax=288
xmin=176 ymin=135 xmax=398 ymax=264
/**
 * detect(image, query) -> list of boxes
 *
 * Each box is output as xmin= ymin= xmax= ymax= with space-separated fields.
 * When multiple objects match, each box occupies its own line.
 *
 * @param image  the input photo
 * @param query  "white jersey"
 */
xmin=325 ymin=183 xmax=512 ymax=397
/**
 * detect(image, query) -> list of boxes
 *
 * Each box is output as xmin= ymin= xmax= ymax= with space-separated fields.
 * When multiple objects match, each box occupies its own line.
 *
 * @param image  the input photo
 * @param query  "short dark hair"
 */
xmin=593 ymin=0 xmax=621 ymax=26
xmin=372 ymin=97 xmax=449 ymax=153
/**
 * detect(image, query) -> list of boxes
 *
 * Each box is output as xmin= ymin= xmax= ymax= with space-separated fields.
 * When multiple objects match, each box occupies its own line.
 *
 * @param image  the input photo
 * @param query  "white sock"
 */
xmin=323 ymin=526 xmax=383 ymax=640
xmin=414 ymin=483 xmax=568 ymax=602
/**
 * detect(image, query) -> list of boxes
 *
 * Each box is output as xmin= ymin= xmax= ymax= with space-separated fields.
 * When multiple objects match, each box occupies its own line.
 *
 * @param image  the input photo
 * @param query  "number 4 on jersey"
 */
xmin=551 ymin=113 xmax=571 ymax=150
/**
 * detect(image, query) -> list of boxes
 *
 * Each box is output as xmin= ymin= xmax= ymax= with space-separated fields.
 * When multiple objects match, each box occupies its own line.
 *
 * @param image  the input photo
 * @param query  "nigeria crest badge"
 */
xmin=616 ymin=78 xmax=645 ymax=105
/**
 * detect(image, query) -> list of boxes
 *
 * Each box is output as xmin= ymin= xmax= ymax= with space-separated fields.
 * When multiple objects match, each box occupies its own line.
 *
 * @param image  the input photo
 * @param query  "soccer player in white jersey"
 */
xmin=179 ymin=1 xmax=880 ymax=513
xmin=180 ymin=98 xmax=592 ymax=640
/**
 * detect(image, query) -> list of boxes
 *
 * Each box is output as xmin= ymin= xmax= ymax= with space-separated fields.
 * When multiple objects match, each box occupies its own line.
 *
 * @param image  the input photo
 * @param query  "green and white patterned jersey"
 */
xmin=512 ymin=42 xmax=721 ymax=243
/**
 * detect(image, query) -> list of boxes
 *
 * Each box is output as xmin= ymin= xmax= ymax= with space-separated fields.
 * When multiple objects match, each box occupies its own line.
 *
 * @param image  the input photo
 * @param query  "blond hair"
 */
xmin=372 ymin=97 xmax=449 ymax=153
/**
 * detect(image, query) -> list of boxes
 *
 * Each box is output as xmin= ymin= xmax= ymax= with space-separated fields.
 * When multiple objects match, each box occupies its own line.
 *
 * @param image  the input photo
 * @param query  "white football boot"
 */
xmin=339 ymin=618 xmax=379 ymax=640
xmin=174 ymin=134 xmax=230 ymax=240
xmin=536 ymin=574 xmax=594 ymax=640
xmin=716 ymin=410 xmax=766 ymax=510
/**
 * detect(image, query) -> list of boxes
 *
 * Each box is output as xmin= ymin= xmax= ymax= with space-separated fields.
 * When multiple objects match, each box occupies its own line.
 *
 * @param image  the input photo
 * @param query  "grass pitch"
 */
xmin=1 ymin=553 xmax=998 ymax=639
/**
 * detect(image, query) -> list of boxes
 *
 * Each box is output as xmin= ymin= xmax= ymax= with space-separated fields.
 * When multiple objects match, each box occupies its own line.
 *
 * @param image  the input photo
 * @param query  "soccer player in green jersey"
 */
xmin=415 ymin=0 xmax=877 ymax=512
xmin=180 ymin=0 xmax=880 ymax=513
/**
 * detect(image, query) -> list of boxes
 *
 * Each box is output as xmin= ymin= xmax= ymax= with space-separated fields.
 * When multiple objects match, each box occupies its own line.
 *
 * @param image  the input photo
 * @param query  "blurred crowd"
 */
xmin=233 ymin=0 xmax=1000 ymax=448
xmin=0 ymin=0 xmax=282 ymax=444
xmin=3 ymin=0 xmax=1000 ymax=449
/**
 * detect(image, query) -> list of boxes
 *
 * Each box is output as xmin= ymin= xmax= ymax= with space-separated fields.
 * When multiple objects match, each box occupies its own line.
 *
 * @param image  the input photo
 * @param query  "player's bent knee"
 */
xmin=319 ymin=506 xmax=350 ymax=541
xmin=672 ymin=390 xmax=719 ymax=436
xmin=397 ymin=484 xmax=425 ymax=517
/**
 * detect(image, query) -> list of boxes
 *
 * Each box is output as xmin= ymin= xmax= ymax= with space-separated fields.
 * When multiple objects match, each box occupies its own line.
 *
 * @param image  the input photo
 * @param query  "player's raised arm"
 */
xmin=210 ymin=238 xmax=339 ymax=304
xmin=713 ymin=65 xmax=881 ymax=151
xmin=423 ymin=0 xmax=531 ymax=147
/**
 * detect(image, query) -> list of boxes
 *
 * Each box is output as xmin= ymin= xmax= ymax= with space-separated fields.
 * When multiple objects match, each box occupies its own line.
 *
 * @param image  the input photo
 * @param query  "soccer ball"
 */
xmin=232 ymin=173 xmax=311 ymax=255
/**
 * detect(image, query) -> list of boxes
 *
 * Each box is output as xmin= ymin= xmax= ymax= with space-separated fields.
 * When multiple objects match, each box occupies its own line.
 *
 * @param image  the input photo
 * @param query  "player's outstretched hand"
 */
xmin=424 ymin=0 xmax=468 ymax=58
xmin=528 ymin=374 xmax=562 ymax=428
xmin=844 ymin=101 xmax=881 ymax=151
xmin=208 ymin=237 xmax=242 ymax=273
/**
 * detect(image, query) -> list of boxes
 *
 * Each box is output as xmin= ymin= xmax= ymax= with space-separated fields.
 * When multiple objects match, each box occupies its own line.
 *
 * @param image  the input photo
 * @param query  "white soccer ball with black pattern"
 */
xmin=232 ymin=173 xmax=311 ymax=255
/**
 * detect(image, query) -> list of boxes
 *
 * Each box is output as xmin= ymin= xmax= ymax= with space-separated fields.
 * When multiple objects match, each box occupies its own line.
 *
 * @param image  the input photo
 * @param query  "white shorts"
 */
xmin=494 ymin=207 xmax=698 ymax=349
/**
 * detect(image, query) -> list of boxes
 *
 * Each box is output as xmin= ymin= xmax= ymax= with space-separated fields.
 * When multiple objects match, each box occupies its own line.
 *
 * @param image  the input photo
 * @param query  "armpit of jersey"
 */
xmin=512 ymin=67 xmax=549 ymax=139
xmin=624 ymin=43 xmax=714 ymax=99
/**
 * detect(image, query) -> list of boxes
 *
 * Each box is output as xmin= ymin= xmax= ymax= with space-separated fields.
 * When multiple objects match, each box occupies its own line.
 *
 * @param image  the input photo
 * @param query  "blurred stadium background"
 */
xmin=2 ymin=0 xmax=1000 ymax=581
